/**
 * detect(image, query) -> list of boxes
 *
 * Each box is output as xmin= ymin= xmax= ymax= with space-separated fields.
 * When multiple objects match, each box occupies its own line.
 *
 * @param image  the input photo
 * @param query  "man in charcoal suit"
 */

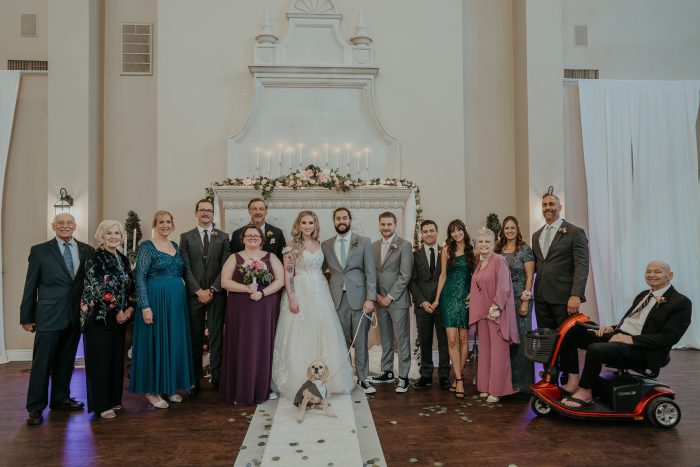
xmin=230 ymin=198 xmax=286 ymax=260
xmin=559 ymin=260 xmax=691 ymax=409
xmin=321 ymin=207 xmax=377 ymax=394
xmin=409 ymin=220 xmax=451 ymax=390
xmin=180 ymin=199 xmax=231 ymax=395
xmin=369 ymin=212 xmax=414 ymax=393
xmin=20 ymin=213 xmax=94 ymax=425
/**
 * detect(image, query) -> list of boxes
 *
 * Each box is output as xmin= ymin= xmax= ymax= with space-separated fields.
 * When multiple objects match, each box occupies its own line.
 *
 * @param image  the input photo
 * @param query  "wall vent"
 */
xmin=21 ymin=13 xmax=38 ymax=37
xmin=564 ymin=69 xmax=599 ymax=79
xmin=121 ymin=23 xmax=153 ymax=75
xmin=8 ymin=59 xmax=48 ymax=71
xmin=574 ymin=25 xmax=588 ymax=47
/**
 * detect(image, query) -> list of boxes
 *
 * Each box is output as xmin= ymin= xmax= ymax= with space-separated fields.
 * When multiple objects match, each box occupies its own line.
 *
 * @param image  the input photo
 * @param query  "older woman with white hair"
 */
xmin=80 ymin=220 xmax=135 ymax=419
xmin=469 ymin=227 xmax=519 ymax=403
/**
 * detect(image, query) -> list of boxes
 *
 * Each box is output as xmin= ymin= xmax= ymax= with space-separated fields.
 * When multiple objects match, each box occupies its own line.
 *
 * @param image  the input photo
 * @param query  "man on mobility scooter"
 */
xmin=558 ymin=260 xmax=691 ymax=410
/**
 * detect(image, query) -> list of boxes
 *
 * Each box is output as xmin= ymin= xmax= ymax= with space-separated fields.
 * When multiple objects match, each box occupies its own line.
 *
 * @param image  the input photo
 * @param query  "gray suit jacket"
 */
xmin=321 ymin=233 xmax=377 ymax=311
xmin=179 ymin=227 xmax=231 ymax=297
xmin=409 ymin=245 xmax=442 ymax=306
xmin=373 ymin=235 xmax=413 ymax=310
xmin=532 ymin=219 xmax=589 ymax=305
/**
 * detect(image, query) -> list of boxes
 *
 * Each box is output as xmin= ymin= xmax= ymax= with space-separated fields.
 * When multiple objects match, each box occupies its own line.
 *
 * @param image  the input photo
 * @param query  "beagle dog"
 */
xmin=294 ymin=359 xmax=336 ymax=423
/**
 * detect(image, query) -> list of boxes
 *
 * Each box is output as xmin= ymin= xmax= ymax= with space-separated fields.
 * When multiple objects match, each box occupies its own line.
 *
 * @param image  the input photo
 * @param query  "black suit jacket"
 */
xmin=617 ymin=286 xmax=692 ymax=373
xmin=20 ymin=239 xmax=94 ymax=331
xmin=179 ymin=227 xmax=231 ymax=296
xmin=409 ymin=246 xmax=442 ymax=307
xmin=532 ymin=220 xmax=589 ymax=304
xmin=230 ymin=223 xmax=286 ymax=260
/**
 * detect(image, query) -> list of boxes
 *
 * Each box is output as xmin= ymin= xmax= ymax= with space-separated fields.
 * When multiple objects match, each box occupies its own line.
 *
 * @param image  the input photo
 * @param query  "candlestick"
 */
xmin=132 ymin=229 xmax=137 ymax=251
xmin=267 ymin=151 xmax=272 ymax=174
xmin=277 ymin=144 xmax=282 ymax=166
xmin=356 ymin=152 xmax=360 ymax=173
xmin=298 ymin=144 xmax=303 ymax=167
xmin=256 ymin=147 xmax=260 ymax=170
xmin=365 ymin=148 xmax=370 ymax=170
xmin=324 ymin=144 xmax=329 ymax=166
xmin=123 ymin=237 xmax=127 ymax=254
xmin=335 ymin=148 xmax=340 ymax=169
xmin=345 ymin=144 xmax=351 ymax=170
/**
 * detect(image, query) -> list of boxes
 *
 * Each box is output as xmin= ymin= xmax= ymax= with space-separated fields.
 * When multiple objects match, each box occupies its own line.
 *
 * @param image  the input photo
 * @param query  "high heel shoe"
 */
xmin=454 ymin=377 xmax=465 ymax=399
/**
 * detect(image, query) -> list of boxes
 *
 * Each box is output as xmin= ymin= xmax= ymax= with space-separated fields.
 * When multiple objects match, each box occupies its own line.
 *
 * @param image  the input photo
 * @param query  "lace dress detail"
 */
xmin=271 ymin=249 xmax=354 ymax=399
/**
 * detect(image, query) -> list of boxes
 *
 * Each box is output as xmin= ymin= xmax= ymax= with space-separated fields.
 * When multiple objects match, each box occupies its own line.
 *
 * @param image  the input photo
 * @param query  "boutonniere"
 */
xmin=558 ymin=227 xmax=567 ymax=234
xmin=390 ymin=243 xmax=398 ymax=250
xmin=655 ymin=296 xmax=667 ymax=304
xmin=266 ymin=230 xmax=274 ymax=238
xmin=350 ymin=238 xmax=359 ymax=248
xmin=210 ymin=230 xmax=219 ymax=237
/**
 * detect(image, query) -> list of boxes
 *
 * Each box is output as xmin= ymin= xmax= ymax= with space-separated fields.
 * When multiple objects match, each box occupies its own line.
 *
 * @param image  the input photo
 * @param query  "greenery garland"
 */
xmin=207 ymin=164 xmax=424 ymax=248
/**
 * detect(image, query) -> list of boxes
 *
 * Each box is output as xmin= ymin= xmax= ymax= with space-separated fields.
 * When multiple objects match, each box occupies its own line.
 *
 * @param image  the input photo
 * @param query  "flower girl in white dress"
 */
xmin=271 ymin=211 xmax=354 ymax=399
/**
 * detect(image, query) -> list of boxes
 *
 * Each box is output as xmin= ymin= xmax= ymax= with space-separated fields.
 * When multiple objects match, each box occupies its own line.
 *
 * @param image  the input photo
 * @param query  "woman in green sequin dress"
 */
xmin=433 ymin=219 xmax=474 ymax=398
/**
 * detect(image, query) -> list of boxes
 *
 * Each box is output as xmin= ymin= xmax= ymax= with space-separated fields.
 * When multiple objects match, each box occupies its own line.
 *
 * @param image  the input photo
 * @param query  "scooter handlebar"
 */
xmin=575 ymin=321 xmax=600 ymax=330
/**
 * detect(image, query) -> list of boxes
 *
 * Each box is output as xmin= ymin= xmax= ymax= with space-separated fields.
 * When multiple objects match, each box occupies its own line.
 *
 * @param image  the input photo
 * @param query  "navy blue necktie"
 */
xmin=63 ymin=242 xmax=75 ymax=279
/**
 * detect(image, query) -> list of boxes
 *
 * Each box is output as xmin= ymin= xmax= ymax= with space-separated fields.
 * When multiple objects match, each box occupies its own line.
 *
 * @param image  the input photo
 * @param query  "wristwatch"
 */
xmin=209 ymin=287 xmax=218 ymax=294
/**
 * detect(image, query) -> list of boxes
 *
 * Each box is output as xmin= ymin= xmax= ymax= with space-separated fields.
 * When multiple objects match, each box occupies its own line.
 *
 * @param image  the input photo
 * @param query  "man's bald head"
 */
xmin=645 ymin=260 xmax=673 ymax=291
xmin=52 ymin=213 xmax=77 ymax=242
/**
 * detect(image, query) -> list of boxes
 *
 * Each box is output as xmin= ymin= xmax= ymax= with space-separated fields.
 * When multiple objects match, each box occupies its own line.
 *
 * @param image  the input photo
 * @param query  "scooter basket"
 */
xmin=525 ymin=328 xmax=559 ymax=363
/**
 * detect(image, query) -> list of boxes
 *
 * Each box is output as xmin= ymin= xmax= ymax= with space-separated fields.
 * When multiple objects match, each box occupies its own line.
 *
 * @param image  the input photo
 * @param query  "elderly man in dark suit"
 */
xmin=230 ymin=198 xmax=286 ymax=260
xmin=409 ymin=220 xmax=450 ymax=390
xmin=180 ymin=199 xmax=231 ymax=395
xmin=20 ymin=213 xmax=94 ymax=425
xmin=559 ymin=260 xmax=691 ymax=409
xmin=532 ymin=191 xmax=589 ymax=330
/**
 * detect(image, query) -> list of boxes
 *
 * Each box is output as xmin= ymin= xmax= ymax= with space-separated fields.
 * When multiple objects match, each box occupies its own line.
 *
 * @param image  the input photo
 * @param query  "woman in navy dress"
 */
xmin=129 ymin=210 xmax=194 ymax=409
xmin=219 ymin=224 xmax=284 ymax=406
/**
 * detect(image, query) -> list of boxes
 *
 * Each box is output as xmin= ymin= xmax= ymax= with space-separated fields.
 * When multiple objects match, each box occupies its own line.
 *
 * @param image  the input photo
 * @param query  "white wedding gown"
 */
xmin=271 ymin=248 xmax=355 ymax=400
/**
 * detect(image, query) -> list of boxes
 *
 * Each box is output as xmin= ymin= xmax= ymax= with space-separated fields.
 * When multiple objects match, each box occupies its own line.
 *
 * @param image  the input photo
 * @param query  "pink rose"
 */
xmin=305 ymin=169 xmax=314 ymax=177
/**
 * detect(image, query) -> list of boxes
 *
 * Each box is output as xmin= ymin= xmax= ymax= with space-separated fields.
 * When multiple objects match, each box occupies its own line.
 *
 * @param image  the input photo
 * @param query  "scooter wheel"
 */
xmin=646 ymin=397 xmax=681 ymax=429
xmin=530 ymin=396 xmax=553 ymax=417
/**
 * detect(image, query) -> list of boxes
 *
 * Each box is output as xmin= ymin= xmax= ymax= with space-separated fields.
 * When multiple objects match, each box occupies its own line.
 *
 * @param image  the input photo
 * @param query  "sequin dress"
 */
xmin=439 ymin=255 xmax=473 ymax=328
xmin=129 ymin=240 xmax=194 ymax=394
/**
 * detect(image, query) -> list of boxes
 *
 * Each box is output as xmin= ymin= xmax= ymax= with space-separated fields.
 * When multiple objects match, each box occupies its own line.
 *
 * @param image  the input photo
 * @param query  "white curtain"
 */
xmin=0 ymin=71 xmax=22 ymax=364
xmin=579 ymin=79 xmax=700 ymax=349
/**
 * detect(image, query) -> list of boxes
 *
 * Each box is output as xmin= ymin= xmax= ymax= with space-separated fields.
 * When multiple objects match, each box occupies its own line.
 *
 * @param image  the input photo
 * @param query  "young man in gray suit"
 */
xmin=369 ymin=212 xmax=414 ymax=393
xmin=180 ymin=199 xmax=231 ymax=395
xmin=20 ymin=213 xmax=94 ymax=425
xmin=321 ymin=207 xmax=377 ymax=394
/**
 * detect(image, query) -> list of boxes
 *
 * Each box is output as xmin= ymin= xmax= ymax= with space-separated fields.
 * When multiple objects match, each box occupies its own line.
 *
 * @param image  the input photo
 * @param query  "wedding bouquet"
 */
xmin=238 ymin=259 xmax=273 ymax=286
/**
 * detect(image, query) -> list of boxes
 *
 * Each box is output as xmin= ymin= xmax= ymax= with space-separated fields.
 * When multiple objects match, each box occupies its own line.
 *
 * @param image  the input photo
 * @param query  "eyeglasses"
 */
xmin=197 ymin=209 xmax=214 ymax=214
xmin=244 ymin=235 xmax=262 ymax=239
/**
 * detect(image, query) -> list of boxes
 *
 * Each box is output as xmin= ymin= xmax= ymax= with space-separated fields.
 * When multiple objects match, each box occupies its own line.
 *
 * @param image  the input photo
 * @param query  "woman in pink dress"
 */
xmin=469 ymin=228 xmax=519 ymax=403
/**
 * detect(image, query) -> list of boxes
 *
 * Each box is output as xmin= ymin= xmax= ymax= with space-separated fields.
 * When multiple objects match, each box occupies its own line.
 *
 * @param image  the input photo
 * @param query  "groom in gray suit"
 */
xmin=321 ymin=207 xmax=377 ymax=394
xmin=370 ymin=212 xmax=414 ymax=393
xmin=180 ymin=199 xmax=231 ymax=395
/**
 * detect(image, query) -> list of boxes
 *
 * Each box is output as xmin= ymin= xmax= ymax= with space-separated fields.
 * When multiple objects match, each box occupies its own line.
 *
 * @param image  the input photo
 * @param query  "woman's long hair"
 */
xmin=445 ymin=219 xmax=474 ymax=269
xmin=494 ymin=215 xmax=525 ymax=253
xmin=287 ymin=210 xmax=320 ymax=261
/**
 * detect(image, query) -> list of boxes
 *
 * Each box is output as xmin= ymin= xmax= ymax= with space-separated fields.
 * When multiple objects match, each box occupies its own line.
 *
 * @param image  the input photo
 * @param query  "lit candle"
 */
xmin=365 ymin=147 xmax=370 ymax=170
xmin=267 ymin=151 xmax=272 ymax=174
xmin=256 ymin=147 xmax=260 ymax=170
xmin=298 ymin=144 xmax=303 ymax=167
xmin=345 ymin=144 xmax=351 ymax=167
xmin=123 ymin=237 xmax=127 ymax=254
xmin=312 ymin=150 xmax=318 ymax=164
xmin=324 ymin=144 xmax=329 ymax=166
xmin=335 ymin=148 xmax=340 ymax=169
xmin=132 ymin=229 xmax=137 ymax=251
xmin=277 ymin=144 xmax=282 ymax=166
xmin=287 ymin=147 xmax=292 ymax=170
xmin=356 ymin=152 xmax=361 ymax=173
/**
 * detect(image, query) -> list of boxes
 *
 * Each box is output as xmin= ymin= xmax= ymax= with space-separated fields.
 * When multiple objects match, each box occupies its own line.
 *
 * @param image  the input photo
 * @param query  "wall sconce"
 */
xmin=53 ymin=188 xmax=74 ymax=215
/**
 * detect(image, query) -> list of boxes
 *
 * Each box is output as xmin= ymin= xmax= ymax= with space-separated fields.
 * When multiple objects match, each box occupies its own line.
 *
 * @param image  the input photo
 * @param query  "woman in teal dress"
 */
xmin=495 ymin=216 xmax=535 ymax=393
xmin=129 ymin=210 xmax=194 ymax=409
xmin=433 ymin=219 xmax=474 ymax=398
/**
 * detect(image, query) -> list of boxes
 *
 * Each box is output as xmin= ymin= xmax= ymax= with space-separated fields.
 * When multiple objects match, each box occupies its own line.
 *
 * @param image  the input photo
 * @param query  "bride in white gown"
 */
xmin=271 ymin=211 xmax=354 ymax=399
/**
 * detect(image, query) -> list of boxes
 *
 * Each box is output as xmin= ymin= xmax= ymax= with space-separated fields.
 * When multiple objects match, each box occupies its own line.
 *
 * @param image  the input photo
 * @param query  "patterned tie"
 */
xmin=63 ymin=242 xmax=75 ymax=279
xmin=339 ymin=238 xmax=347 ymax=268
xmin=202 ymin=229 xmax=210 ymax=257
xmin=629 ymin=291 xmax=655 ymax=318
xmin=542 ymin=225 xmax=555 ymax=258
xmin=429 ymin=247 xmax=436 ymax=275
xmin=381 ymin=240 xmax=390 ymax=263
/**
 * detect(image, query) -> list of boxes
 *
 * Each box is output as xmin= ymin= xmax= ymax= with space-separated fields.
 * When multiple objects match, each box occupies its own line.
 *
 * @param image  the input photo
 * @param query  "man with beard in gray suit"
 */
xmin=321 ymin=207 xmax=377 ymax=394
xmin=369 ymin=212 xmax=414 ymax=393
xmin=180 ymin=199 xmax=231 ymax=395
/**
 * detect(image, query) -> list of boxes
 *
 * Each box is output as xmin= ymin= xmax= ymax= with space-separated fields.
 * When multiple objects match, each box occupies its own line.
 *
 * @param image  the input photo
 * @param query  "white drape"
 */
xmin=0 ymin=71 xmax=22 ymax=364
xmin=579 ymin=79 xmax=700 ymax=349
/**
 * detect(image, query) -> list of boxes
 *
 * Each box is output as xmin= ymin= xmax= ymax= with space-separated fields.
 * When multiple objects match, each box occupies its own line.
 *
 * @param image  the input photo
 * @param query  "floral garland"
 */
xmin=207 ymin=164 xmax=423 ymax=247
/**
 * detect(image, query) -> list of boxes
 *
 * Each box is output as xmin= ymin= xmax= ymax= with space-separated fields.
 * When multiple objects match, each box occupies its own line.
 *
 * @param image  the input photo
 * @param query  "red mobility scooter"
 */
xmin=526 ymin=314 xmax=681 ymax=428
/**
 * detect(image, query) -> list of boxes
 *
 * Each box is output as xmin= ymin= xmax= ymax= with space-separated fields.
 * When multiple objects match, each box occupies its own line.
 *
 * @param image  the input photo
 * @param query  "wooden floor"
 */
xmin=1 ymin=350 xmax=698 ymax=467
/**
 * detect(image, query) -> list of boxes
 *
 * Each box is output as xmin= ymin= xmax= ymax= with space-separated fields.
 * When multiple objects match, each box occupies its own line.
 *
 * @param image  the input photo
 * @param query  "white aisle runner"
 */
xmin=235 ymin=387 xmax=384 ymax=467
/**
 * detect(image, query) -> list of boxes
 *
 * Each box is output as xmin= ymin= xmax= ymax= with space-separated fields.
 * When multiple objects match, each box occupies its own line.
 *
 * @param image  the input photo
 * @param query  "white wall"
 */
xmin=563 ymin=0 xmax=700 ymax=79
xmin=0 ymin=0 xmax=48 ymax=69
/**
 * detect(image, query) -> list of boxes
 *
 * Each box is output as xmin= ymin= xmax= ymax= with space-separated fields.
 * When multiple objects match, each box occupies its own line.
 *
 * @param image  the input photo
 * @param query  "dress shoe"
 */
xmin=414 ymin=376 xmax=432 ymax=388
xmin=27 ymin=409 xmax=43 ymax=426
xmin=395 ymin=377 xmax=409 ymax=394
xmin=50 ymin=398 xmax=84 ymax=411
xmin=439 ymin=378 xmax=451 ymax=390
